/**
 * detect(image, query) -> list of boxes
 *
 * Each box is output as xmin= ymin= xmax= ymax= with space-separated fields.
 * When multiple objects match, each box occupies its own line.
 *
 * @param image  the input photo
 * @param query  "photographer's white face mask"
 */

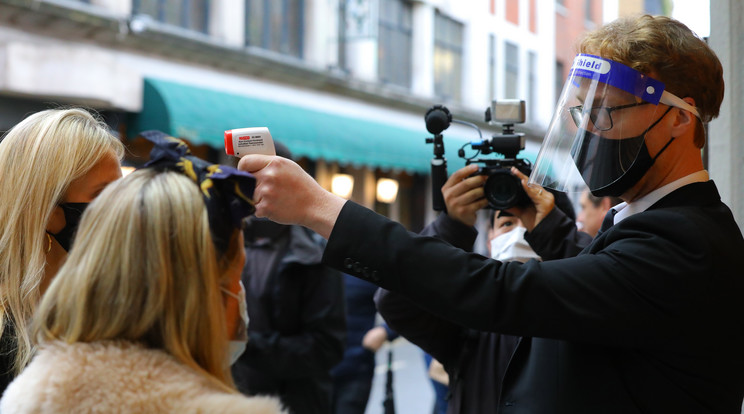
xmin=490 ymin=227 xmax=541 ymax=263
xmin=222 ymin=281 xmax=249 ymax=365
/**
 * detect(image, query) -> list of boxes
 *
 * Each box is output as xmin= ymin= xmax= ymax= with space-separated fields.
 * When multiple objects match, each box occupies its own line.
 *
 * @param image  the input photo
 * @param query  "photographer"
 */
xmin=373 ymin=164 xmax=588 ymax=414
xmin=239 ymin=15 xmax=744 ymax=413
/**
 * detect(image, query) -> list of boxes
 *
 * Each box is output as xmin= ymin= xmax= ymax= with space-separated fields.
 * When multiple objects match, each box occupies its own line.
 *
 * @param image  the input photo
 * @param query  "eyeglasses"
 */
xmin=568 ymin=101 xmax=651 ymax=131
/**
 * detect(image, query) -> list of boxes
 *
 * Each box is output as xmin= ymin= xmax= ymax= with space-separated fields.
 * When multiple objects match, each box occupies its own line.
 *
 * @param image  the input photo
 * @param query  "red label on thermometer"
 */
xmin=224 ymin=127 xmax=276 ymax=157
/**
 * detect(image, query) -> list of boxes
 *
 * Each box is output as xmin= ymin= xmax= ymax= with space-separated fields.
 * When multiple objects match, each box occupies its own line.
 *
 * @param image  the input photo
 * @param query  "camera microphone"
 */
xmin=424 ymin=105 xmax=452 ymax=212
xmin=425 ymin=105 xmax=452 ymax=135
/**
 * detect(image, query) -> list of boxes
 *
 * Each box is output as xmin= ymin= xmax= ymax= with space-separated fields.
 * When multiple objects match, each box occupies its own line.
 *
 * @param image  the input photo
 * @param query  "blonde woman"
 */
xmin=0 ymin=108 xmax=124 ymax=390
xmin=0 ymin=132 xmax=284 ymax=413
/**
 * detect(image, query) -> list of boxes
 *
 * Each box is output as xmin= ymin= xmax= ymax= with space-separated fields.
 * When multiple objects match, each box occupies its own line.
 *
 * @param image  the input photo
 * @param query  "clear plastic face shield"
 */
xmin=529 ymin=54 xmax=700 ymax=197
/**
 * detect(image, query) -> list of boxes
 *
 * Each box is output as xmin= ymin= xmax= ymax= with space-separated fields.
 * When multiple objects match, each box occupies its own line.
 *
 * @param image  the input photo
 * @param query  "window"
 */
xmin=584 ymin=0 xmax=593 ymax=23
xmin=645 ymin=0 xmax=668 ymax=15
xmin=504 ymin=42 xmax=519 ymax=99
xmin=528 ymin=51 xmax=536 ymax=121
xmin=245 ymin=0 xmax=304 ymax=58
xmin=434 ymin=12 xmax=463 ymax=102
xmin=378 ymin=0 xmax=413 ymax=88
xmin=556 ymin=0 xmax=566 ymax=14
xmin=555 ymin=60 xmax=565 ymax=104
xmin=337 ymin=1 xmax=347 ymax=70
xmin=132 ymin=0 xmax=209 ymax=33
xmin=488 ymin=34 xmax=496 ymax=101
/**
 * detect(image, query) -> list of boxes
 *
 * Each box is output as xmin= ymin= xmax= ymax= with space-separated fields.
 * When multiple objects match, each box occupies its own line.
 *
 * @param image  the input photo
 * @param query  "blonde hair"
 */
xmin=579 ymin=14 xmax=724 ymax=148
xmin=34 ymin=169 xmax=236 ymax=391
xmin=0 ymin=108 xmax=124 ymax=374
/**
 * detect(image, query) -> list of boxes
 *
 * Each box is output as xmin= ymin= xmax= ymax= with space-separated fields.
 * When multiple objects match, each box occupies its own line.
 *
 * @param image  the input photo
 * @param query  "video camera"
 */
xmin=425 ymin=100 xmax=532 ymax=211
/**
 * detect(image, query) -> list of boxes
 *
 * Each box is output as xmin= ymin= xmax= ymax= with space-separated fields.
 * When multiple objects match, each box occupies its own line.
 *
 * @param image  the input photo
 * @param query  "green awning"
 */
xmin=128 ymin=78 xmax=476 ymax=174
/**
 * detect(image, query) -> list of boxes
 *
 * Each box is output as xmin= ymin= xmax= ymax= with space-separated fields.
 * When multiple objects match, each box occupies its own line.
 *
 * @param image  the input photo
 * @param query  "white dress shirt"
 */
xmin=612 ymin=170 xmax=710 ymax=225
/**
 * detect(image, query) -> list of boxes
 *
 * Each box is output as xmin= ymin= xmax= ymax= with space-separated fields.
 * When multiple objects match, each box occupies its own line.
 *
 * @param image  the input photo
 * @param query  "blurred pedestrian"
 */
xmin=231 ymin=142 xmax=345 ymax=414
xmin=576 ymin=189 xmax=622 ymax=237
xmin=0 ymin=132 xmax=284 ymax=413
xmin=331 ymin=274 xmax=397 ymax=414
xmin=423 ymin=352 xmax=448 ymax=414
xmin=0 ymin=108 xmax=124 ymax=392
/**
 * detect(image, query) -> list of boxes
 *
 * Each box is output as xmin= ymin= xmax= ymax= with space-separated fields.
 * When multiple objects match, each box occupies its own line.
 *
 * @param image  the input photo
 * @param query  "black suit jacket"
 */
xmin=323 ymin=181 xmax=744 ymax=413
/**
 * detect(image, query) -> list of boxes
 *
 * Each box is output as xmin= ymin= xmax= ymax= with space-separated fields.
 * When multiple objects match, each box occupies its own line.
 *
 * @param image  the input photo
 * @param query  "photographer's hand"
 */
xmin=508 ymin=167 xmax=555 ymax=231
xmin=238 ymin=154 xmax=346 ymax=239
xmin=442 ymin=164 xmax=488 ymax=227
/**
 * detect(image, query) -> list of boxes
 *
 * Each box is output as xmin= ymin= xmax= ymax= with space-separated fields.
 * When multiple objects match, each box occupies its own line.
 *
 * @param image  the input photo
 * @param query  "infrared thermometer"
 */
xmin=224 ymin=127 xmax=275 ymax=157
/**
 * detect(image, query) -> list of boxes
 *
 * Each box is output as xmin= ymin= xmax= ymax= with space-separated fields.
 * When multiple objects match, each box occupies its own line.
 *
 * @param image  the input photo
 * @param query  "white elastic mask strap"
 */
xmin=222 ymin=282 xmax=249 ymax=337
xmin=223 ymin=282 xmax=249 ymax=366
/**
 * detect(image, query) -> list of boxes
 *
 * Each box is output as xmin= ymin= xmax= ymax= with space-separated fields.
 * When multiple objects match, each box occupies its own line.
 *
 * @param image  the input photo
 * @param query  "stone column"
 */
xmin=342 ymin=0 xmax=379 ymax=82
xmin=411 ymin=0 xmax=434 ymax=97
xmin=708 ymin=0 xmax=744 ymax=232
xmin=210 ymin=0 xmax=244 ymax=46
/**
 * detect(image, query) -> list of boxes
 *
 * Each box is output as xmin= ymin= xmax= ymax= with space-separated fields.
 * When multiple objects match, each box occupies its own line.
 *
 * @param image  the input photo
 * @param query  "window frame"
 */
xmin=377 ymin=0 xmax=413 ymax=88
xmin=132 ymin=0 xmax=210 ymax=34
xmin=504 ymin=41 xmax=519 ymax=99
xmin=245 ymin=0 xmax=305 ymax=59
xmin=433 ymin=11 xmax=464 ymax=102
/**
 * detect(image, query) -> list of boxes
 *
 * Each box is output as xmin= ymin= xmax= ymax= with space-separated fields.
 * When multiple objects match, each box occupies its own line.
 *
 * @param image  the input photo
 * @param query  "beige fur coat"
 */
xmin=0 ymin=340 xmax=285 ymax=413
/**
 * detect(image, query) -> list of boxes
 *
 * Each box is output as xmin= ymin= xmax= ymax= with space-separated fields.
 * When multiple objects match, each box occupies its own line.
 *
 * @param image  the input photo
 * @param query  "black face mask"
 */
xmin=49 ymin=202 xmax=89 ymax=252
xmin=571 ymin=106 xmax=674 ymax=197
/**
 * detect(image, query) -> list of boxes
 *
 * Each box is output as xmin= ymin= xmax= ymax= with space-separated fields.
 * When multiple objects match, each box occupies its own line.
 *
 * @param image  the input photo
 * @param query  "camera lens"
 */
xmin=484 ymin=170 xmax=528 ymax=210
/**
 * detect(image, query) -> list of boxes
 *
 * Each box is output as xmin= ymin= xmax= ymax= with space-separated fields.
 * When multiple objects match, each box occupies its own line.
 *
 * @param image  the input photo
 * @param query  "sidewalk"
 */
xmin=365 ymin=338 xmax=435 ymax=414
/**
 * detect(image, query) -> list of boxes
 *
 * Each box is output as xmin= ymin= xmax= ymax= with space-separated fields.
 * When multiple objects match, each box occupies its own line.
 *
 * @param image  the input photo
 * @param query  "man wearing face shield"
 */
xmin=239 ymin=15 xmax=744 ymax=413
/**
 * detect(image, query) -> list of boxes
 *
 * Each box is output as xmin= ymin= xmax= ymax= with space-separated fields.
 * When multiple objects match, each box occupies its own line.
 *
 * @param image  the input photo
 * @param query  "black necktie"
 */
xmin=596 ymin=208 xmax=617 ymax=237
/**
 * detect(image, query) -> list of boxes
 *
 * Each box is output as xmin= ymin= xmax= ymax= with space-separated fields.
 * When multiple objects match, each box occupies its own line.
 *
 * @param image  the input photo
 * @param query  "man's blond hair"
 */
xmin=579 ymin=14 xmax=724 ymax=148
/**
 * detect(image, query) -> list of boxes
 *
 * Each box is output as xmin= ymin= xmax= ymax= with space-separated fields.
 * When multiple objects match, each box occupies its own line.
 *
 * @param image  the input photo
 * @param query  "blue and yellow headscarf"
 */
xmin=140 ymin=130 xmax=256 ymax=254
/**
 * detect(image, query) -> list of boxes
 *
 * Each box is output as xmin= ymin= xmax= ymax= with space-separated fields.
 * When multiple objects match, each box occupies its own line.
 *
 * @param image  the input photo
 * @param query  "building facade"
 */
xmin=0 ymin=0 xmax=560 ymax=230
xmin=3 ymin=1 xmax=738 ymax=233
xmin=554 ymin=0 xmax=603 ymax=97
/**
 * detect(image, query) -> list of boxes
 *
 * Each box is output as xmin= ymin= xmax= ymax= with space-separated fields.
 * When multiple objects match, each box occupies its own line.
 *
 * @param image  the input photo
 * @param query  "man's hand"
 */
xmin=361 ymin=326 xmax=389 ymax=352
xmin=237 ymin=154 xmax=346 ymax=239
xmin=442 ymin=164 xmax=488 ymax=226
xmin=506 ymin=167 xmax=555 ymax=231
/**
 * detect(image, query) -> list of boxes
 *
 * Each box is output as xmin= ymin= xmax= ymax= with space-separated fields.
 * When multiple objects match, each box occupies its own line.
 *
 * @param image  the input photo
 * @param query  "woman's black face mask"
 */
xmin=48 ymin=202 xmax=89 ymax=252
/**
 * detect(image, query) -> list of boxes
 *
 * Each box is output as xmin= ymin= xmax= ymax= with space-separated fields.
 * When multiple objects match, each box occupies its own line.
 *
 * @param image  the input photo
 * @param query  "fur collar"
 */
xmin=0 ymin=340 xmax=284 ymax=413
